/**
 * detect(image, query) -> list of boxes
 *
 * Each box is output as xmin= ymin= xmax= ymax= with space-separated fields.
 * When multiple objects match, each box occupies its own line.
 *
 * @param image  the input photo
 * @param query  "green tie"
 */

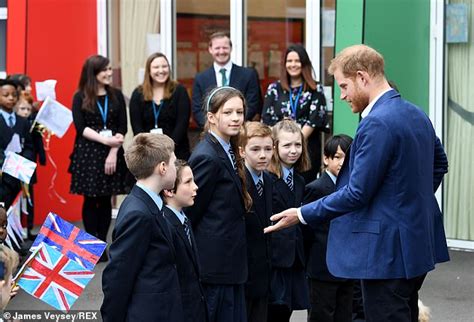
xmin=219 ymin=68 xmax=228 ymax=86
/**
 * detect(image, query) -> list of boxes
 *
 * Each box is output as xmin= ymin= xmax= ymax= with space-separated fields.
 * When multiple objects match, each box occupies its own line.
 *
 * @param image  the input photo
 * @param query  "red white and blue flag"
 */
xmin=1 ymin=152 xmax=37 ymax=184
xmin=16 ymin=243 xmax=95 ymax=312
xmin=31 ymin=213 xmax=107 ymax=270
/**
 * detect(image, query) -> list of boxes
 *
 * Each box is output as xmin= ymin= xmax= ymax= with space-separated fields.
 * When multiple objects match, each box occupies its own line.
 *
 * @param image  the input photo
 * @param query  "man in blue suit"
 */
xmin=265 ymin=44 xmax=449 ymax=322
xmin=192 ymin=31 xmax=262 ymax=128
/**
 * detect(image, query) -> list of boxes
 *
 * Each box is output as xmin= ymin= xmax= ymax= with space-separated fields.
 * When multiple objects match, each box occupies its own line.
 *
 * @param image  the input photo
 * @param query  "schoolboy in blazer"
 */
xmin=101 ymin=133 xmax=184 ymax=322
xmin=0 ymin=79 xmax=34 ymax=209
xmin=162 ymin=159 xmax=207 ymax=322
xmin=239 ymin=121 xmax=274 ymax=322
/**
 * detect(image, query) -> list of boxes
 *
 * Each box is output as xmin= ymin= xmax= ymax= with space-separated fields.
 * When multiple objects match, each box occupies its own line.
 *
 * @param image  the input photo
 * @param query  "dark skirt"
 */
xmin=269 ymin=266 xmax=310 ymax=311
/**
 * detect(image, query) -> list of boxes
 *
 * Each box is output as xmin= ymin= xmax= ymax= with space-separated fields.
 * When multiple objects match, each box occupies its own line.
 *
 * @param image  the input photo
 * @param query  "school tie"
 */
xmin=219 ymin=68 xmax=228 ymax=86
xmin=8 ymin=114 xmax=14 ymax=128
xmin=256 ymin=178 xmax=264 ymax=197
xmin=183 ymin=217 xmax=192 ymax=247
xmin=286 ymin=171 xmax=294 ymax=191
xmin=228 ymin=147 xmax=237 ymax=171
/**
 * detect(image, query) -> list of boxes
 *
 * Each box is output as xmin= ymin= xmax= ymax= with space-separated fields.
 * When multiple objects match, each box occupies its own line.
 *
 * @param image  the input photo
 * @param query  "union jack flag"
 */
xmin=16 ymin=243 xmax=95 ymax=312
xmin=31 ymin=213 xmax=107 ymax=270
xmin=1 ymin=152 xmax=37 ymax=184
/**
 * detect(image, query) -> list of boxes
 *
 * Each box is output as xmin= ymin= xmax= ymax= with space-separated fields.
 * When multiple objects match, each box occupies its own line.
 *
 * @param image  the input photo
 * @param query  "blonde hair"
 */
xmin=125 ymin=133 xmax=175 ymax=180
xmin=328 ymin=44 xmax=385 ymax=79
xmin=240 ymin=121 xmax=273 ymax=149
xmin=268 ymin=119 xmax=311 ymax=178
xmin=0 ymin=245 xmax=19 ymax=281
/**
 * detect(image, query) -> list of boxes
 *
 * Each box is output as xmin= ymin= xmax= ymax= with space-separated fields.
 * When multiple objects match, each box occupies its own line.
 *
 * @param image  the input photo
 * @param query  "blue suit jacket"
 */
xmin=301 ymin=90 xmax=449 ymax=279
xmin=101 ymin=186 xmax=184 ymax=322
xmin=192 ymin=64 xmax=262 ymax=128
xmin=186 ymin=133 xmax=248 ymax=284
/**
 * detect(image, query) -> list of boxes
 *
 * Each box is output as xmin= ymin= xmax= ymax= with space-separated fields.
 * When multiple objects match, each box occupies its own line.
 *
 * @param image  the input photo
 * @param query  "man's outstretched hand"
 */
xmin=264 ymin=208 xmax=301 ymax=234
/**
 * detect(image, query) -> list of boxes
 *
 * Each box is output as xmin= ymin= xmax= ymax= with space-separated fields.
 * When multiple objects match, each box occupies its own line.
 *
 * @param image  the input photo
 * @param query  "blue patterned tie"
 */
xmin=183 ymin=217 xmax=192 ymax=246
xmin=8 ymin=115 xmax=14 ymax=128
xmin=286 ymin=171 xmax=294 ymax=191
xmin=219 ymin=68 xmax=228 ymax=86
xmin=256 ymin=178 xmax=264 ymax=196
xmin=228 ymin=147 xmax=237 ymax=171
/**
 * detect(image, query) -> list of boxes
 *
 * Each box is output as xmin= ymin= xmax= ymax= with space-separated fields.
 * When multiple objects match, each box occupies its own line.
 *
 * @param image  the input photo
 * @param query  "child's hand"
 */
xmin=10 ymin=281 xmax=19 ymax=298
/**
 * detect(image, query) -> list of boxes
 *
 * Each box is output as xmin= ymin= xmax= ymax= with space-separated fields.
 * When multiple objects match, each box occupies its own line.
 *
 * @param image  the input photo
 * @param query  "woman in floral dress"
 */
xmin=262 ymin=44 xmax=329 ymax=182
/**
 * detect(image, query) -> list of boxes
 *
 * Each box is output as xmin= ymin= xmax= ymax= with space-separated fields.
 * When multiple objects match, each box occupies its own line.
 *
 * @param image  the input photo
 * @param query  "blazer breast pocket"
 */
xmin=352 ymin=220 xmax=380 ymax=234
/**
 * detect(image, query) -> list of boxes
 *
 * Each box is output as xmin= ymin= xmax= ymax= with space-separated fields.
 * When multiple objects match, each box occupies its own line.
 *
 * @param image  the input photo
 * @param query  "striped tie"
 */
xmin=286 ymin=171 xmax=294 ymax=191
xmin=256 ymin=178 xmax=264 ymax=196
xmin=183 ymin=217 xmax=192 ymax=247
xmin=228 ymin=147 xmax=237 ymax=171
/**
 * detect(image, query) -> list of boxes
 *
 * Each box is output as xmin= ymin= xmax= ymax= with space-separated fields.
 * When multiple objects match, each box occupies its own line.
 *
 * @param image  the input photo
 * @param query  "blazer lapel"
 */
xmin=163 ymin=209 xmax=199 ymax=270
xmin=275 ymin=178 xmax=294 ymax=206
xmin=294 ymin=174 xmax=304 ymax=207
xmin=205 ymin=133 xmax=244 ymax=199
xmin=132 ymin=186 xmax=176 ymax=256
xmin=263 ymin=172 xmax=273 ymax=225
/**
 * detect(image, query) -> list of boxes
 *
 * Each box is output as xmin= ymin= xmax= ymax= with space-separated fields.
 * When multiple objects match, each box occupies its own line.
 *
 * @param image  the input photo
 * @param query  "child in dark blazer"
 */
xmin=187 ymin=86 xmax=253 ymax=322
xmin=0 ymin=79 xmax=34 ymax=209
xmin=303 ymin=134 xmax=353 ymax=322
xmin=101 ymin=133 xmax=184 ymax=322
xmin=162 ymin=159 xmax=208 ymax=322
xmin=266 ymin=119 xmax=311 ymax=322
xmin=239 ymin=122 xmax=274 ymax=322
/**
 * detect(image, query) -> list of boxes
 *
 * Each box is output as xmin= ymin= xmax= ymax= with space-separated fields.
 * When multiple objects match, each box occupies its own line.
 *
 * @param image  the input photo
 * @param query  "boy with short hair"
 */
xmin=239 ymin=121 xmax=274 ymax=322
xmin=161 ymin=159 xmax=207 ymax=322
xmin=0 ymin=206 xmax=7 ymax=245
xmin=0 ymin=79 xmax=34 ymax=209
xmin=101 ymin=133 xmax=184 ymax=322
xmin=303 ymin=134 xmax=353 ymax=322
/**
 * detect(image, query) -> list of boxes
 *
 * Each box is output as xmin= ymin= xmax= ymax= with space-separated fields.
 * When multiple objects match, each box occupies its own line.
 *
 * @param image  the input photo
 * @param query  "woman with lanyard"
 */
xmin=262 ymin=44 xmax=329 ymax=182
xmin=130 ymin=52 xmax=191 ymax=160
xmin=69 ymin=55 xmax=128 ymax=261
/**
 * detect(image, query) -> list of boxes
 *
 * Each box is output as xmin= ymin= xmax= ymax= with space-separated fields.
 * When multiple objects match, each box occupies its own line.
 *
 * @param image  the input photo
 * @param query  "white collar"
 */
xmin=213 ymin=60 xmax=233 ymax=74
xmin=361 ymin=88 xmax=392 ymax=118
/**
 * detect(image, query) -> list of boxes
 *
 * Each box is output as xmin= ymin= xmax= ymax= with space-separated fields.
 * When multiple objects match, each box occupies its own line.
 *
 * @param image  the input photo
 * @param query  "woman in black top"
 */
xmin=69 ymin=55 xmax=128 ymax=259
xmin=262 ymin=44 xmax=329 ymax=182
xmin=129 ymin=52 xmax=191 ymax=160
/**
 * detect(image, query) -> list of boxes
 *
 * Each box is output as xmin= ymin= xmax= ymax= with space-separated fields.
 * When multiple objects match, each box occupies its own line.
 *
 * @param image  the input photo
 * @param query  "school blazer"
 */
xmin=244 ymin=169 xmax=273 ymax=299
xmin=163 ymin=207 xmax=208 ymax=322
xmin=101 ymin=185 xmax=184 ymax=322
xmin=0 ymin=115 xmax=35 ymax=187
xmin=301 ymin=90 xmax=450 ymax=279
xmin=270 ymin=171 xmax=306 ymax=268
xmin=303 ymin=171 xmax=347 ymax=282
xmin=187 ymin=133 xmax=248 ymax=284
xmin=191 ymin=64 xmax=262 ymax=128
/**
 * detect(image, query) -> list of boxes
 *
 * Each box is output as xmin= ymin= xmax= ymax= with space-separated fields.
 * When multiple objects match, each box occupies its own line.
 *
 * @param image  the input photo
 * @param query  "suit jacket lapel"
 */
xmin=205 ymin=67 xmax=217 ymax=88
xmin=263 ymin=172 xmax=273 ymax=226
xmin=294 ymin=174 xmax=304 ymax=207
xmin=132 ymin=186 xmax=176 ymax=256
xmin=275 ymin=178 xmax=294 ymax=206
xmin=245 ymin=169 xmax=266 ymax=229
xmin=205 ymin=133 xmax=244 ymax=199
xmin=163 ymin=209 xmax=199 ymax=271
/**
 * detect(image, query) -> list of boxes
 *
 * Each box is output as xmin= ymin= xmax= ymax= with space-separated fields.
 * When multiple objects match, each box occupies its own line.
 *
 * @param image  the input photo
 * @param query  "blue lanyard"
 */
xmin=152 ymin=100 xmax=163 ymax=128
xmin=96 ymin=96 xmax=108 ymax=129
xmin=289 ymin=85 xmax=303 ymax=118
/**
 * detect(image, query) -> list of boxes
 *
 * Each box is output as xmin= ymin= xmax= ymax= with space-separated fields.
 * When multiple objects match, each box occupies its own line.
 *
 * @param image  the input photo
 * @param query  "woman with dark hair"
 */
xmin=129 ymin=52 xmax=191 ymax=160
xmin=69 ymin=55 xmax=128 ymax=261
xmin=262 ymin=44 xmax=329 ymax=182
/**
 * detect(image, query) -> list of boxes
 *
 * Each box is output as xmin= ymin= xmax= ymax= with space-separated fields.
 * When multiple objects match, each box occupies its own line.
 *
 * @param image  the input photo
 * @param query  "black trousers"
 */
xmin=267 ymin=304 xmax=292 ymax=322
xmin=82 ymin=195 xmax=112 ymax=242
xmin=307 ymin=278 xmax=353 ymax=322
xmin=361 ymin=274 xmax=426 ymax=322
xmin=246 ymin=296 xmax=268 ymax=322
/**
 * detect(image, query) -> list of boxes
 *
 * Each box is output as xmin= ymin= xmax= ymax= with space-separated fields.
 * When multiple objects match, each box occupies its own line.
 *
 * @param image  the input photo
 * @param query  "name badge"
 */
xmin=99 ymin=129 xmax=113 ymax=137
xmin=150 ymin=128 xmax=163 ymax=134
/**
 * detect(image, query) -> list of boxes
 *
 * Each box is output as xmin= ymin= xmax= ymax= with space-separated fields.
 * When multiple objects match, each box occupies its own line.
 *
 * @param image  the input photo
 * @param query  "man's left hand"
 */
xmin=264 ymin=208 xmax=300 ymax=234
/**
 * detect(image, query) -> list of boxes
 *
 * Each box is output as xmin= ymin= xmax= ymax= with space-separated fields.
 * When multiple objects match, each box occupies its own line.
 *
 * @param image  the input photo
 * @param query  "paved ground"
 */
xmin=4 ymin=222 xmax=474 ymax=322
